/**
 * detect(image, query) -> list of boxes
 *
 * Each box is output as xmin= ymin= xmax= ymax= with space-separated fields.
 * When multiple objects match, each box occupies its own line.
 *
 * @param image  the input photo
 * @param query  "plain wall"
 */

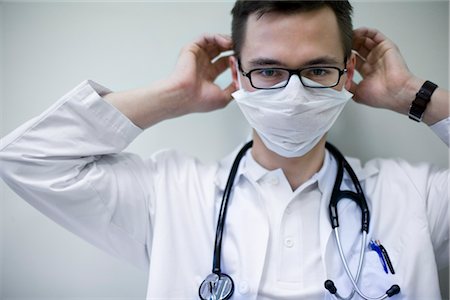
xmin=0 ymin=3 xmax=3 ymax=298
xmin=0 ymin=1 xmax=448 ymax=299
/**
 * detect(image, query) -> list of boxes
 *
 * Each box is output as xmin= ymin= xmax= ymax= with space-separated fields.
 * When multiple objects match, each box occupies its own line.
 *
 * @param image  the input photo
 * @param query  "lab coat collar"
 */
xmin=343 ymin=156 xmax=379 ymax=182
xmin=214 ymin=142 xmax=251 ymax=191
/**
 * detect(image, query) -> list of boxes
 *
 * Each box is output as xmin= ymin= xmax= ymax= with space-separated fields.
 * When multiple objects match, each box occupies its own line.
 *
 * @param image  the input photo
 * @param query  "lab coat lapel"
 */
xmin=319 ymin=157 xmax=335 ymax=275
xmin=214 ymin=144 xmax=269 ymax=298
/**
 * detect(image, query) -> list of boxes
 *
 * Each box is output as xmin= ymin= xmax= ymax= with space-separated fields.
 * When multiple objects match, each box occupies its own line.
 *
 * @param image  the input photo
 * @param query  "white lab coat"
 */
xmin=0 ymin=80 xmax=448 ymax=300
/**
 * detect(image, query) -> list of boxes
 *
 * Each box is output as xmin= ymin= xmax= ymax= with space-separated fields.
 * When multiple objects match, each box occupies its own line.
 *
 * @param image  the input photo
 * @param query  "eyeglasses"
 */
xmin=239 ymin=60 xmax=347 ymax=90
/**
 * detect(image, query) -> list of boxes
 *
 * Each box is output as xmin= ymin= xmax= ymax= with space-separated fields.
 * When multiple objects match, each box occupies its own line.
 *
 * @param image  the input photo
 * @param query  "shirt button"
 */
xmin=285 ymin=205 xmax=292 ymax=215
xmin=239 ymin=281 xmax=250 ymax=294
xmin=269 ymin=176 xmax=279 ymax=185
xmin=284 ymin=237 xmax=294 ymax=248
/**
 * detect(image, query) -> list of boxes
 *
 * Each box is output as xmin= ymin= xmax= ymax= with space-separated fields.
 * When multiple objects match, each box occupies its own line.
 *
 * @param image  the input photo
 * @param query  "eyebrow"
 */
xmin=247 ymin=56 xmax=342 ymax=69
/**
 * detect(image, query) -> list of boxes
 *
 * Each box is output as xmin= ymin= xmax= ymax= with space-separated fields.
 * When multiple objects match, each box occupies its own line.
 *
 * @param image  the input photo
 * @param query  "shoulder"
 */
xmin=145 ymin=148 xmax=220 ymax=180
xmin=356 ymin=157 xmax=448 ymax=203
xmin=362 ymin=157 xmax=446 ymax=182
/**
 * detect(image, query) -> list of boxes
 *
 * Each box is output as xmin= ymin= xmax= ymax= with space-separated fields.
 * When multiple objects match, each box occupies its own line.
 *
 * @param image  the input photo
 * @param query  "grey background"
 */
xmin=0 ymin=1 xmax=448 ymax=299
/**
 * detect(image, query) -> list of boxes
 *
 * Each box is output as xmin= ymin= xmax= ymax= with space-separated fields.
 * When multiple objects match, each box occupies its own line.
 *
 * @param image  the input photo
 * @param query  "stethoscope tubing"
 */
xmin=212 ymin=141 xmax=253 ymax=274
xmin=201 ymin=141 xmax=400 ymax=300
xmin=332 ymin=228 xmax=365 ymax=300
xmin=325 ymin=143 xmax=400 ymax=300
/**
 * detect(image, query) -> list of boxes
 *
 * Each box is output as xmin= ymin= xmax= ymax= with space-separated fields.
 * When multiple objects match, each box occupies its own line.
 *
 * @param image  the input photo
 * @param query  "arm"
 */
xmin=0 ymin=81 xmax=151 ymax=269
xmin=351 ymin=28 xmax=449 ymax=268
xmin=350 ymin=27 xmax=449 ymax=126
xmin=0 ymin=34 xmax=234 ymax=268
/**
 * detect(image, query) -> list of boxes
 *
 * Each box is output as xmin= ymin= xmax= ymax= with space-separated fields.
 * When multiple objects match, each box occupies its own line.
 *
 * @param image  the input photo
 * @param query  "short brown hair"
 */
xmin=231 ymin=1 xmax=353 ymax=59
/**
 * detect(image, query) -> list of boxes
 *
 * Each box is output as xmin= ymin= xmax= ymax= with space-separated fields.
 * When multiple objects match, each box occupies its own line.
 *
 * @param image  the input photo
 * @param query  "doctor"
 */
xmin=0 ymin=1 xmax=449 ymax=299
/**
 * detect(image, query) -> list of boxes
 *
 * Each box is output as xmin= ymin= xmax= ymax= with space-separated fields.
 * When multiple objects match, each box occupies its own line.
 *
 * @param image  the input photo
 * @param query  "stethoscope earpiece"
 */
xmin=386 ymin=285 xmax=401 ymax=297
xmin=324 ymin=280 xmax=338 ymax=294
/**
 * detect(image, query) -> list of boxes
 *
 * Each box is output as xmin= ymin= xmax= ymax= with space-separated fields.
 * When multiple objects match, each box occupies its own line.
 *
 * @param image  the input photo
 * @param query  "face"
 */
xmin=231 ymin=6 xmax=355 ymax=92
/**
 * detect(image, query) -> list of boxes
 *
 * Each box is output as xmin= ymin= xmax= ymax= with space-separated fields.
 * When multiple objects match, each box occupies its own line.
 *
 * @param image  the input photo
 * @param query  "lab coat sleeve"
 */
xmin=0 ymin=80 xmax=153 ymax=270
xmin=430 ymin=117 xmax=450 ymax=146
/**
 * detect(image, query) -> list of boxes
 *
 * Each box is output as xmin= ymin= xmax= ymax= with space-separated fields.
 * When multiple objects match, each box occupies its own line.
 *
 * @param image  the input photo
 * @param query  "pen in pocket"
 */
xmin=369 ymin=240 xmax=388 ymax=273
xmin=376 ymin=240 xmax=395 ymax=274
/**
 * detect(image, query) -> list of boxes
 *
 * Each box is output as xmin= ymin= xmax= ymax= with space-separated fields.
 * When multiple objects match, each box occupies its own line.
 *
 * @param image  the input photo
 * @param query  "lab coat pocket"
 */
xmin=325 ymin=249 xmax=400 ymax=300
xmin=359 ymin=250 xmax=399 ymax=298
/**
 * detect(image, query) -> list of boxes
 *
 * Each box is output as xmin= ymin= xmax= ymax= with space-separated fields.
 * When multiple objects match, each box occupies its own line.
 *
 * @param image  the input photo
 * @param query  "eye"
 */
xmin=309 ymin=68 xmax=329 ymax=76
xmin=257 ymin=69 xmax=282 ymax=77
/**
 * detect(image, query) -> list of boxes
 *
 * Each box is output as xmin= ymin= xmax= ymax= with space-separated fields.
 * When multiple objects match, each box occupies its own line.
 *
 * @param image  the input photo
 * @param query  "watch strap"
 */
xmin=408 ymin=80 xmax=438 ymax=122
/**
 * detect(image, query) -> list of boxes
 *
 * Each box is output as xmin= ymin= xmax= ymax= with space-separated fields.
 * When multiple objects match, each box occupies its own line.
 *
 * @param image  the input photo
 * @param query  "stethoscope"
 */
xmin=198 ymin=141 xmax=401 ymax=300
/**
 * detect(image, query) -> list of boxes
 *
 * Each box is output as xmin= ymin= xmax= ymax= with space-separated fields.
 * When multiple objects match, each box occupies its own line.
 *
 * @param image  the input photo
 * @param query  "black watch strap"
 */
xmin=408 ymin=80 xmax=438 ymax=122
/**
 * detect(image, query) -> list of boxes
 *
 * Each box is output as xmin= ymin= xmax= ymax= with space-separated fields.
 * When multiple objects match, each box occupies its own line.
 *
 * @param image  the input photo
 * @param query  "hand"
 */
xmin=350 ymin=27 xmax=422 ymax=114
xmin=170 ymin=34 xmax=236 ymax=114
xmin=104 ymin=34 xmax=235 ymax=129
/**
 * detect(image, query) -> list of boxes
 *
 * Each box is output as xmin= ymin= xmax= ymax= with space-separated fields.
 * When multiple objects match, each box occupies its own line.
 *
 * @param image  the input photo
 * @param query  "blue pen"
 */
xmin=369 ymin=240 xmax=388 ymax=274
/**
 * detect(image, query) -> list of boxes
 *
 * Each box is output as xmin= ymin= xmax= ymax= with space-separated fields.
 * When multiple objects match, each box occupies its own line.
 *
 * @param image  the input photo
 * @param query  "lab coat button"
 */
xmin=239 ymin=281 xmax=250 ymax=294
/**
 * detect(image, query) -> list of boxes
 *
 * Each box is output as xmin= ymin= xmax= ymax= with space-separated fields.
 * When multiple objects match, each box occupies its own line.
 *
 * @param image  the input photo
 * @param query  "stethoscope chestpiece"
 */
xmin=199 ymin=272 xmax=234 ymax=300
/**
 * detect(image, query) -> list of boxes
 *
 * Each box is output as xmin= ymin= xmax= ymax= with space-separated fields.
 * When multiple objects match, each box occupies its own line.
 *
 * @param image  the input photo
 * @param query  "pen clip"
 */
xmin=376 ymin=240 xmax=396 ymax=274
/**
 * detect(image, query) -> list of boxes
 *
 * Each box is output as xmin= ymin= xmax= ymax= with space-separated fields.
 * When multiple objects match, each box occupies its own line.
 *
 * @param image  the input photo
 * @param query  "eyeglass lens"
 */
xmin=250 ymin=67 xmax=341 ymax=89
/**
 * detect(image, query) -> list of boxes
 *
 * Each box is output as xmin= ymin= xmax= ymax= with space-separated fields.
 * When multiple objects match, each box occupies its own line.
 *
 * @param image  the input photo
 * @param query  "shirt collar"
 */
xmin=214 ymin=143 xmax=379 ymax=192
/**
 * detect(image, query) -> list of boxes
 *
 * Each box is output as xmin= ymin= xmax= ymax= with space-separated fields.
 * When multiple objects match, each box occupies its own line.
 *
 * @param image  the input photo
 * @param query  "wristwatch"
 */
xmin=408 ymin=80 xmax=438 ymax=122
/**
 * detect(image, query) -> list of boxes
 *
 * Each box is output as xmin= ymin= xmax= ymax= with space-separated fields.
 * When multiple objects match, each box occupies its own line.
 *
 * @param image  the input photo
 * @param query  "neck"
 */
xmin=251 ymin=131 xmax=326 ymax=191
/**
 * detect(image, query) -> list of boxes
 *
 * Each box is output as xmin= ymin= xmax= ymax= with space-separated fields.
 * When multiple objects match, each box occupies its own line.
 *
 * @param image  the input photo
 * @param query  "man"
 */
xmin=0 ymin=1 xmax=448 ymax=299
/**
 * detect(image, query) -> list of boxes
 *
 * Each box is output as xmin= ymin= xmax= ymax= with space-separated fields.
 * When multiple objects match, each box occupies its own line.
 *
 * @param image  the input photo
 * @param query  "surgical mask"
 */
xmin=231 ymin=71 xmax=353 ymax=158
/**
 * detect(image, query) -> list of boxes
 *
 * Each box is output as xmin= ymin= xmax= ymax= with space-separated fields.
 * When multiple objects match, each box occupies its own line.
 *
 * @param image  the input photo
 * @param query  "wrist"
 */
xmin=396 ymin=76 xmax=425 ymax=115
xmin=400 ymin=77 xmax=447 ymax=126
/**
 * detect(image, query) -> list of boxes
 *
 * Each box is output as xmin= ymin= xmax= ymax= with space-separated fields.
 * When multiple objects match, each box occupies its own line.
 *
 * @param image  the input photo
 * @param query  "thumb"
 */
xmin=222 ymin=82 xmax=237 ymax=103
xmin=349 ymin=80 xmax=362 ymax=103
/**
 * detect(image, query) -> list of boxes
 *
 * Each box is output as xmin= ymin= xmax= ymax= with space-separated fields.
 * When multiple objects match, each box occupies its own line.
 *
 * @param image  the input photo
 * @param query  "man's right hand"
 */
xmin=170 ymin=34 xmax=236 ymax=114
xmin=104 ymin=34 xmax=235 ymax=129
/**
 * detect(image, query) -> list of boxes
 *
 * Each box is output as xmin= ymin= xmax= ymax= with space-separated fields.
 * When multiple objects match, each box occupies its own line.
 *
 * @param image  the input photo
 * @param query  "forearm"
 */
xmin=104 ymin=79 xmax=189 ymax=129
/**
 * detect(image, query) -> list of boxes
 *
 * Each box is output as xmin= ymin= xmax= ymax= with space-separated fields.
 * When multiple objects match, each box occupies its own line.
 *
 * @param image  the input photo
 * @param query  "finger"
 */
xmin=223 ymin=82 xmax=237 ymax=99
xmin=353 ymin=27 xmax=388 ymax=59
xmin=353 ymin=42 xmax=371 ymax=60
xmin=214 ymin=82 xmax=236 ymax=108
xmin=365 ymin=40 xmax=393 ymax=65
xmin=349 ymin=80 xmax=362 ymax=102
xmin=354 ymin=51 xmax=367 ymax=73
xmin=194 ymin=34 xmax=233 ymax=59
xmin=353 ymin=27 xmax=388 ymax=45
xmin=211 ymin=55 xmax=231 ymax=79
xmin=352 ymin=35 xmax=371 ymax=60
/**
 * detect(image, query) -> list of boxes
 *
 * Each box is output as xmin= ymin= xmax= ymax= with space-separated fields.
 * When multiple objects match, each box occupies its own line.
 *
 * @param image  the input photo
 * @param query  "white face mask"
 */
xmin=232 ymin=70 xmax=353 ymax=158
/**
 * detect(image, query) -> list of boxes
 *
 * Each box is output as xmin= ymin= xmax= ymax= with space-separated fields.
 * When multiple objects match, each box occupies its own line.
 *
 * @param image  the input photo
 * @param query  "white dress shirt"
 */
xmin=246 ymin=150 xmax=330 ymax=299
xmin=0 ymin=80 xmax=448 ymax=299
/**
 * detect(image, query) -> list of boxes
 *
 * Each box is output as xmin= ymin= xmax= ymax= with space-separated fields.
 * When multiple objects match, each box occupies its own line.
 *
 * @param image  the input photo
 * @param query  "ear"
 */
xmin=229 ymin=56 xmax=239 ymax=90
xmin=344 ymin=52 xmax=356 ymax=91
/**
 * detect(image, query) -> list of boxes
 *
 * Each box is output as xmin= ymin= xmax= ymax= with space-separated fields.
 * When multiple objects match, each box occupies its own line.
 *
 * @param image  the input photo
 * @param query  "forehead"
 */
xmin=240 ymin=6 xmax=344 ymax=67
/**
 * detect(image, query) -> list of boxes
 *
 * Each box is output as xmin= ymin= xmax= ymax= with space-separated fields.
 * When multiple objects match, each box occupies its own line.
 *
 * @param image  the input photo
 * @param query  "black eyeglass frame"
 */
xmin=237 ymin=59 xmax=348 ymax=90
